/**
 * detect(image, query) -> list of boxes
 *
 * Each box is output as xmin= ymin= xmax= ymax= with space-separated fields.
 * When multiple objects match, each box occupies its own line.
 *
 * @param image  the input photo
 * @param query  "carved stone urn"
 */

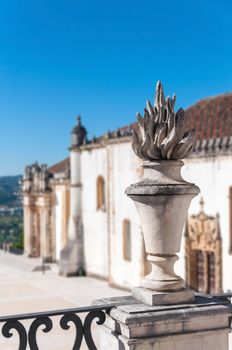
xmin=126 ymin=81 xmax=200 ymax=305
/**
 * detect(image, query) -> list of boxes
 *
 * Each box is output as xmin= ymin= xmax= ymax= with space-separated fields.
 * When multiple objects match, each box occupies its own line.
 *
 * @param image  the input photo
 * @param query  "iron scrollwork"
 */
xmin=0 ymin=304 xmax=114 ymax=350
xmin=28 ymin=317 xmax=53 ymax=350
xmin=60 ymin=313 xmax=83 ymax=349
xmin=83 ymin=310 xmax=106 ymax=350
xmin=2 ymin=320 xmax=27 ymax=350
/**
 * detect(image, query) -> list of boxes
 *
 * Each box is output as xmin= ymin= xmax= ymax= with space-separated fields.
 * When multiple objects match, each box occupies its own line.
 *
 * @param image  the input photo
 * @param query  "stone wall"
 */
xmin=180 ymin=156 xmax=232 ymax=292
xmin=81 ymin=147 xmax=109 ymax=278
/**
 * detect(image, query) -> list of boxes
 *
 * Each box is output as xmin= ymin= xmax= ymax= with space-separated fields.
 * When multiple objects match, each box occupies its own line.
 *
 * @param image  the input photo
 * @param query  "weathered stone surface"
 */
xmin=100 ymin=328 xmax=229 ymax=350
xmin=59 ymin=149 xmax=84 ymax=276
xmin=96 ymin=294 xmax=232 ymax=350
xmin=126 ymin=160 xmax=199 ymax=296
xmin=132 ymin=81 xmax=195 ymax=161
xmin=132 ymin=287 xmax=194 ymax=306
xmin=59 ymin=240 xmax=82 ymax=276
xmin=127 ymin=82 xmax=200 ymax=301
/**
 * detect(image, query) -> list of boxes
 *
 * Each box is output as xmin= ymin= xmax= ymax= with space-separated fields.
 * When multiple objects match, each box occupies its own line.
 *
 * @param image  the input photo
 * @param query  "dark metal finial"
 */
xmin=77 ymin=115 xmax=81 ymax=125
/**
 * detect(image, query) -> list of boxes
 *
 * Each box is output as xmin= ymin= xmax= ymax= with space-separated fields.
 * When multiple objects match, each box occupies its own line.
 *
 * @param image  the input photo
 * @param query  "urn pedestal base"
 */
xmin=95 ymin=294 xmax=232 ymax=350
xmin=126 ymin=160 xmax=200 ymax=306
xmin=132 ymin=286 xmax=194 ymax=306
xmin=142 ymin=253 xmax=185 ymax=291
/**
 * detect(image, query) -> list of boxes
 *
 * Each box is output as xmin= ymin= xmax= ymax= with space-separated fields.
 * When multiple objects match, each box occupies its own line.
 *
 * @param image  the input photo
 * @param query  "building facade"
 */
xmin=23 ymin=93 xmax=232 ymax=292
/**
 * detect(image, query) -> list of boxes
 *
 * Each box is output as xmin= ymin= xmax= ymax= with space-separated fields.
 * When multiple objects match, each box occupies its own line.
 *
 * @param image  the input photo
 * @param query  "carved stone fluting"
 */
xmin=126 ymin=81 xmax=200 ymax=305
xmin=132 ymin=81 xmax=195 ymax=161
xmin=22 ymin=163 xmax=53 ymax=260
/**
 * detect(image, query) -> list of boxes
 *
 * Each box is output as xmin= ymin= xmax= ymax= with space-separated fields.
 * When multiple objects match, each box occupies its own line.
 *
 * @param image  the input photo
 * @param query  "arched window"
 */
xmin=123 ymin=219 xmax=131 ymax=261
xmin=96 ymin=176 xmax=105 ymax=210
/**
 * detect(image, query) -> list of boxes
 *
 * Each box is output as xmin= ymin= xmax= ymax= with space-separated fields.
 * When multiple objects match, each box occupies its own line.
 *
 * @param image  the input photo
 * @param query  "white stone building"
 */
xmin=23 ymin=93 xmax=232 ymax=293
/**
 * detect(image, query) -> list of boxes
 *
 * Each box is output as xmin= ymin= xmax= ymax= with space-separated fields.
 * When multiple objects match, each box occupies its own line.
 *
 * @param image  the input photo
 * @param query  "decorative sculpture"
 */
xmin=22 ymin=163 xmax=51 ymax=193
xmin=126 ymin=81 xmax=200 ymax=305
xmin=132 ymin=81 xmax=195 ymax=161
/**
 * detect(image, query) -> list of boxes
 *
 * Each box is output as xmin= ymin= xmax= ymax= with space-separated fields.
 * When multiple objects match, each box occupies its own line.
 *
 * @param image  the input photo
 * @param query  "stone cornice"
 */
xmin=77 ymin=135 xmax=132 ymax=151
xmin=68 ymin=132 xmax=232 ymax=159
xmin=189 ymin=136 xmax=232 ymax=159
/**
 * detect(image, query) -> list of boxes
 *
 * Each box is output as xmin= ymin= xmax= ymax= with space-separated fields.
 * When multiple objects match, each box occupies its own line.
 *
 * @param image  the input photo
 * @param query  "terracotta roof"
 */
xmin=185 ymin=93 xmax=232 ymax=141
xmin=48 ymin=157 xmax=69 ymax=174
xmin=89 ymin=93 xmax=232 ymax=144
xmin=51 ymin=93 xmax=232 ymax=162
xmin=111 ymin=93 xmax=232 ymax=156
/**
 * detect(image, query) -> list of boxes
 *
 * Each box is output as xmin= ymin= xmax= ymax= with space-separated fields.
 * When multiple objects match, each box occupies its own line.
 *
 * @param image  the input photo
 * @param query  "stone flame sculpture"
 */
xmin=132 ymin=81 xmax=195 ymax=161
xmin=126 ymin=81 xmax=200 ymax=305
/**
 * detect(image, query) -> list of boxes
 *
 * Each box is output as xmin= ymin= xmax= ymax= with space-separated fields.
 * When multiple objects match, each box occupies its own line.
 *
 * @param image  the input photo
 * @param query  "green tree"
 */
xmin=14 ymin=229 xmax=24 ymax=250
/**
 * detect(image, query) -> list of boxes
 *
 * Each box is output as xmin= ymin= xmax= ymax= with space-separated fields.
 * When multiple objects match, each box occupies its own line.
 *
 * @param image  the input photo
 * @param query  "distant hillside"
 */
xmin=0 ymin=176 xmax=23 ymax=250
xmin=0 ymin=175 xmax=22 ymax=208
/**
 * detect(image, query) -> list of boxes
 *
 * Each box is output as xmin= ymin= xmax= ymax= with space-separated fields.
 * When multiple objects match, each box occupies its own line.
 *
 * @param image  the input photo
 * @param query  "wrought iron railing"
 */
xmin=212 ymin=292 xmax=232 ymax=303
xmin=2 ymin=293 xmax=231 ymax=349
xmin=0 ymin=303 xmax=115 ymax=350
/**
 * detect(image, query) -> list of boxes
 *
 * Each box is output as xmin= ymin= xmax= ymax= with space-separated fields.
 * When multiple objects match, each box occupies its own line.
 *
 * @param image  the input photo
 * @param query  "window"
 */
xmin=185 ymin=205 xmax=222 ymax=294
xmin=188 ymin=250 xmax=216 ymax=294
xmin=96 ymin=176 xmax=105 ymax=210
xmin=123 ymin=219 xmax=131 ymax=261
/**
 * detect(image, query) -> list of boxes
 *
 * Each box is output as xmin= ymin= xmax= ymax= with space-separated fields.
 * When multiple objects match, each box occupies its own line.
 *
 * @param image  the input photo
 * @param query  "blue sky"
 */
xmin=0 ymin=0 xmax=231 ymax=175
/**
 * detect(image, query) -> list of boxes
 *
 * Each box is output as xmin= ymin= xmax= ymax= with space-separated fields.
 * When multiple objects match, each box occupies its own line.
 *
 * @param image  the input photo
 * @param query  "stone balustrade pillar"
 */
xmin=23 ymin=196 xmax=34 ymax=257
xmin=95 ymin=295 xmax=232 ymax=350
xmin=96 ymin=82 xmax=232 ymax=349
xmin=40 ymin=195 xmax=52 ymax=262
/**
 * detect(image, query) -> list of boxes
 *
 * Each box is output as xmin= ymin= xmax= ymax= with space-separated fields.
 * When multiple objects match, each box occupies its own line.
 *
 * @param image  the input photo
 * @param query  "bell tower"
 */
xmin=59 ymin=116 xmax=87 ymax=276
